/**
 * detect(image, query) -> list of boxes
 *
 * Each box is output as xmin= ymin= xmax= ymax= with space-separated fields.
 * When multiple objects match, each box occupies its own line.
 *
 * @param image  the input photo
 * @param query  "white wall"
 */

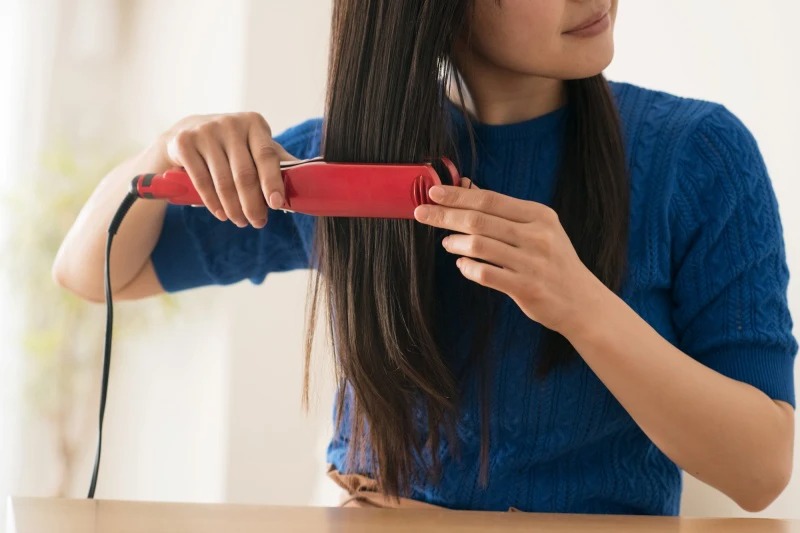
xmin=606 ymin=1 xmax=800 ymax=518
xmin=224 ymin=0 xmax=337 ymax=506
xmin=84 ymin=0 xmax=249 ymax=503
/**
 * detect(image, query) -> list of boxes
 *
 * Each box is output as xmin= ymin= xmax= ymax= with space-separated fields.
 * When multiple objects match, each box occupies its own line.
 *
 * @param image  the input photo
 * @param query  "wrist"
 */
xmin=139 ymin=131 xmax=173 ymax=171
xmin=558 ymin=271 xmax=613 ymax=341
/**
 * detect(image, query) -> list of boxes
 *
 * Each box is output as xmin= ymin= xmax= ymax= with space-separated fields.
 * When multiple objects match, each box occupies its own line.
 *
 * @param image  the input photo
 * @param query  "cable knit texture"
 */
xmin=151 ymin=81 xmax=797 ymax=515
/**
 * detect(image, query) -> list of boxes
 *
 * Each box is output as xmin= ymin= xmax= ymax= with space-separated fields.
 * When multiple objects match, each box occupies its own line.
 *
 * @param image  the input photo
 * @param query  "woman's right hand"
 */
xmin=163 ymin=112 xmax=298 ymax=228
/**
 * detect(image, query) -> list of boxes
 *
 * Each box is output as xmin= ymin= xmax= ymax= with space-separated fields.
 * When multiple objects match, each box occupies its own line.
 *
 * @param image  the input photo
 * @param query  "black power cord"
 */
xmin=87 ymin=181 xmax=140 ymax=499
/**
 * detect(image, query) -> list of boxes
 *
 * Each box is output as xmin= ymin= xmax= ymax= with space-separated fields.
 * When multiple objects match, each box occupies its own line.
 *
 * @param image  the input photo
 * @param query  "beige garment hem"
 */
xmin=326 ymin=464 xmax=522 ymax=512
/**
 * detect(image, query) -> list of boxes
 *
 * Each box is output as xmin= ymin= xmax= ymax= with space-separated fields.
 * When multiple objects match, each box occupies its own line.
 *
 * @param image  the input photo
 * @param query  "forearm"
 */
xmin=53 ymin=135 xmax=172 ymax=302
xmin=562 ymin=279 xmax=795 ymax=512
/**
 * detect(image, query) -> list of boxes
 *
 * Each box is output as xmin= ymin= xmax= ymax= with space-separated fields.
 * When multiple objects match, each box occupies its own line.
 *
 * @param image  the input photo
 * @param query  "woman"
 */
xmin=53 ymin=0 xmax=797 ymax=515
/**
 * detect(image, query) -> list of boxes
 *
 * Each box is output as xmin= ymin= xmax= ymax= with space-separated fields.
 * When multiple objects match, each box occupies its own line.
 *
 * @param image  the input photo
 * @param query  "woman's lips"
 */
xmin=563 ymin=11 xmax=610 ymax=38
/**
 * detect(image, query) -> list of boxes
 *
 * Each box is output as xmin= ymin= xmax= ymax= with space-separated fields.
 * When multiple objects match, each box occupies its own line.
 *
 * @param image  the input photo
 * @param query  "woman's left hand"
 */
xmin=414 ymin=182 xmax=606 ymax=336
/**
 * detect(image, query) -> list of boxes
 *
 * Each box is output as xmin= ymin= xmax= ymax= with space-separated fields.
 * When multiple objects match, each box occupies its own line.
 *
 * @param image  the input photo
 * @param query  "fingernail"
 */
xmin=415 ymin=205 xmax=431 ymax=220
xmin=269 ymin=192 xmax=284 ymax=209
xmin=215 ymin=209 xmax=228 ymax=221
xmin=254 ymin=218 xmax=266 ymax=227
xmin=428 ymin=186 xmax=444 ymax=201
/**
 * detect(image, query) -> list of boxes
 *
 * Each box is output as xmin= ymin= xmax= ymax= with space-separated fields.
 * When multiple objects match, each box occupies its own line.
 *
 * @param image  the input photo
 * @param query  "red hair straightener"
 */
xmin=131 ymin=156 xmax=461 ymax=217
xmin=87 ymin=156 xmax=462 ymax=499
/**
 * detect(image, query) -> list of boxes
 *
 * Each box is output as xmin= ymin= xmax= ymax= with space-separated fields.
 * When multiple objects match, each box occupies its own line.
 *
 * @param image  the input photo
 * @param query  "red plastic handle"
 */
xmin=134 ymin=169 xmax=202 ymax=205
xmin=133 ymin=157 xmax=461 ymax=219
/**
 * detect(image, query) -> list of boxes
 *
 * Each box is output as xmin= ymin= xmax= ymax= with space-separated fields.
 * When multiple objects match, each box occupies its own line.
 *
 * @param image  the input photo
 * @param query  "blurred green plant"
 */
xmin=1 ymin=139 xmax=176 ymax=496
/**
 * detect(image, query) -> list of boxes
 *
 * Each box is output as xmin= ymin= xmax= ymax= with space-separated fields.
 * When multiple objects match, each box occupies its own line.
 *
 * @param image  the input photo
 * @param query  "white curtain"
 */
xmin=1 ymin=0 xmax=62 ymax=528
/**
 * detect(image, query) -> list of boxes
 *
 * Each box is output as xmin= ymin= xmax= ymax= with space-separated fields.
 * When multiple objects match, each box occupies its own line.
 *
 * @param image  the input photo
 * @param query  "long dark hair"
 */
xmin=302 ymin=0 xmax=629 ymax=498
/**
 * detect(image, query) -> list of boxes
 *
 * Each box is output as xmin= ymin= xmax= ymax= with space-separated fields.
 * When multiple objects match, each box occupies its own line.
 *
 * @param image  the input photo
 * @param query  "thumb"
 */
xmin=272 ymin=140 xmax=300 ymax=162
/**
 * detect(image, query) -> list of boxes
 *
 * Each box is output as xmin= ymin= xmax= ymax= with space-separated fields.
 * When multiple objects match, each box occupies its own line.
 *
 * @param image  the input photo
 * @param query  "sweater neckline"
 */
xmin=445 ymin=97 xmax=568 ymax=142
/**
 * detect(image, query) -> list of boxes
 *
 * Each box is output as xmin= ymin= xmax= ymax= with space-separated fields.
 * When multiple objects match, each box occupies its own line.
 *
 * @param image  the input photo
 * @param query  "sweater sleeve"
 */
xmin=669 ymin=104 xmax=798 ymax=407
xmin=150 ymin=117 xmax=322 ymax=292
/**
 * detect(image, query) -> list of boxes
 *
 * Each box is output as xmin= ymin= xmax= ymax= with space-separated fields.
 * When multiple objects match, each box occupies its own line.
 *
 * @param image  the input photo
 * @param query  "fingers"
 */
xmin=455 ymin=256 xmax=517 ymax=295
xmin=167 ymin=131 xmax=226 ymax=221
xmin=414 ymin=204 xmax=522 ymax=247
xmin=225 ymin=134 xmax=267 ymax=228
xmin=430 ymin=184 xmax=539 ymax=224
xmin=249 ymin=123 xmax=294 ymax=210
xmin=202 ymin=140 xmax=248 ymax=227
xmin=441 ymin=233 xmax=528 ymax=272
xmin=164 ymin=112 xmax=296 ymax=228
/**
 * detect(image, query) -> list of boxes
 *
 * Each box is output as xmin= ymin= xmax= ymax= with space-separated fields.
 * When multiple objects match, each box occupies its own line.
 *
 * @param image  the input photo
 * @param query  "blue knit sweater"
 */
xmin=151 ymin=81 xmax=797 ymax=515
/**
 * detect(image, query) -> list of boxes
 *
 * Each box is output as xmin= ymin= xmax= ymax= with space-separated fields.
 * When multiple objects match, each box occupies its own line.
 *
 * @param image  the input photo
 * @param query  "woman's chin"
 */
xmin=556 ymin=47 xmax=615 ymax=81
